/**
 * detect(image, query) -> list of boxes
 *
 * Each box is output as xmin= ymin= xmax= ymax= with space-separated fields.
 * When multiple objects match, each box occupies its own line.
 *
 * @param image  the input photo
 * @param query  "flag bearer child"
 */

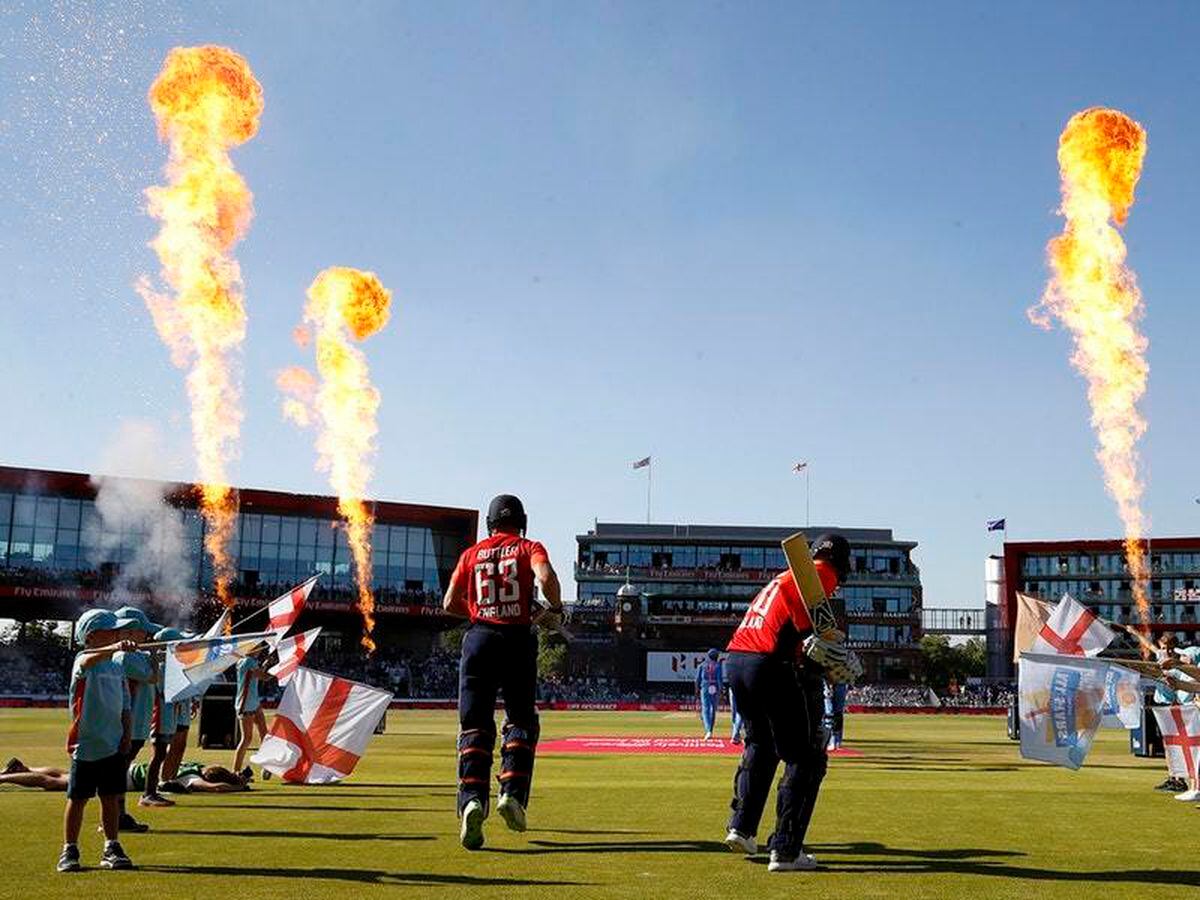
xmin=58 ymin=609 xmax=136 ymax=872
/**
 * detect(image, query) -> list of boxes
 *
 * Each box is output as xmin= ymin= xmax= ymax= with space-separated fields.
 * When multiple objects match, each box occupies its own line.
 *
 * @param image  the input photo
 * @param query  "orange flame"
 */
xmin=1030 ymin=107 xmax=1151 ymax=642
xmin=137 ymin=46 xmax=263 ymax=610
xmin=278 ymin=267 xmax=392 ymax=652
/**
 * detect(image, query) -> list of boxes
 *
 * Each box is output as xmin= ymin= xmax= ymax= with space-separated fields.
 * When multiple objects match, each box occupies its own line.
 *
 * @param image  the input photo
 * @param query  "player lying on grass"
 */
xmin=1 ymin=758 xmax=248 ymax=794
xmin=443 ymin=493 xmax=563 ymax=851
xmin=722 ymin=534 xmax=859 ymax=873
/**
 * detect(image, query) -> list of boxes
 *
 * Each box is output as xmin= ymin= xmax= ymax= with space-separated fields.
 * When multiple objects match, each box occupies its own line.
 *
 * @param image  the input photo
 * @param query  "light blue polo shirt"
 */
xmin=116 ymin=650 xmax=155 ymax=742
xmin=235 ymin=656 xmax=261 ymax=715
xmin=68 ymin=654 xmax=130 ymax=761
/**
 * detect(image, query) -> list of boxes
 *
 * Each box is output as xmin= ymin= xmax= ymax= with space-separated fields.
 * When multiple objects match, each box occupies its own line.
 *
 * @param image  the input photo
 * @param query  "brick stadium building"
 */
xmin=0 ymin=464 xmax=477 ymax=652
xmin=990 ymin=538 xmax=1200 ymax=676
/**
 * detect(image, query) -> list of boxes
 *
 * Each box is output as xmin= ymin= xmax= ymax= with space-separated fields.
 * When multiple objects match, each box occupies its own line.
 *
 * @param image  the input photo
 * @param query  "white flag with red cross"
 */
xmin=1152 ymin=705 xmax=1200 ymax=781
xmin=268 ymin=627 xmax=322 ymax=686
xmin=267 ymin=575 xmax=319 ymax=633
xmin=1030 ymin=594 xmax=1114 ymax=657
xmin=252 ymin=667 xmax=392 ymax=784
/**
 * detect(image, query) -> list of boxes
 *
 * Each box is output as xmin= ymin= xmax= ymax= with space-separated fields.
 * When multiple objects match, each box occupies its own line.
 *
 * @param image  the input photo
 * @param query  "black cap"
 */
xmin=812 ymin=533 xmax=851 ymax=582
xmin=486 ymin=494 xmax=527 ymax=534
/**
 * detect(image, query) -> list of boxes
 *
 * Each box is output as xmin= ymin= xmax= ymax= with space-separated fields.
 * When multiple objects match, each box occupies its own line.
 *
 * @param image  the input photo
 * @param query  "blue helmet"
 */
xmin=707 ymin=648 xmax=720 ymax=661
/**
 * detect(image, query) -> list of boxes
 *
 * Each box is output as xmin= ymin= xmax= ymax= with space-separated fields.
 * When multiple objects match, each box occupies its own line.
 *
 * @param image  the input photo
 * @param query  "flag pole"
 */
xmin=229 ymin=573 xmax=321 ymax=632
xmin=806 ymin=466 xmax=811 ymax=529
xmin=646 ymin=458 xmax=653 ymax=524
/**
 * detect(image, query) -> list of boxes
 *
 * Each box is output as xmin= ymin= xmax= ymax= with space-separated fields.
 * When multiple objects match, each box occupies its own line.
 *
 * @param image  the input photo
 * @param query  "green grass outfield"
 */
xmin=0 ymin=708 xmax=1195 ymax=899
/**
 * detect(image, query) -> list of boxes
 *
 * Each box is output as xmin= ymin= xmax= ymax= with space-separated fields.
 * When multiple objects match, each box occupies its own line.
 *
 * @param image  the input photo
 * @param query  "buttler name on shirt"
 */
xmin=474 ymin=543 xmax=523 ymax=619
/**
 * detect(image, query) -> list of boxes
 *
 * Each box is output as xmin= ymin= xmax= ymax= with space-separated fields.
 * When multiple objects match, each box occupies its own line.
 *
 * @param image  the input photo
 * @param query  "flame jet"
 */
xmin=279 ymin=268 xmax=392 ymax=652
xmin=1029 ymin=107 xmax=1151 ymax=639
xmin=138 ymin=46 xmax=264 ymax=610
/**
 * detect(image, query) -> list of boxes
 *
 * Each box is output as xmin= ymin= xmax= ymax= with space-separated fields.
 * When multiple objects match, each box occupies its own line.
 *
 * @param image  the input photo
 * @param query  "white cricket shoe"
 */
xmin=767 ymin=850 xmax=818 ymax=872
xmin=724 ymin=829 xmax=757 ymax=855
xmin=1174 ymin=789 xmax=1200 ymax=802
xmin=704 ymin=732 xmax=713 ymax=741
xmin=497 ymin=793 xmax=527 ymax=833
xmin=460 ymin=799 xmax=485 ymax=850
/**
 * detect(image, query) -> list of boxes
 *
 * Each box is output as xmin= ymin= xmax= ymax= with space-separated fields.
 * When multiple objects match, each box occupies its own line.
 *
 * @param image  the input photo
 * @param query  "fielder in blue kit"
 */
xmin=696 ymin=649 xmax=724 ymax=740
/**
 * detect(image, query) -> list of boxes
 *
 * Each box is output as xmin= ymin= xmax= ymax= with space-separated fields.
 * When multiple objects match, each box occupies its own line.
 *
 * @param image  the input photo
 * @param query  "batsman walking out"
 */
xmin=443 ymin=494 xmax=563 ymax=850
xmin=722 ymin=534 xmax=860 ymax=872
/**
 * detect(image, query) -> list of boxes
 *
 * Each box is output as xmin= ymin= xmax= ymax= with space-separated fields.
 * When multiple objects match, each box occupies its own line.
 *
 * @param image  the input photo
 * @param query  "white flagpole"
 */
xmin=806 ymin=466 xmax=811 ymax=528
xmin=646 ymin=458 xmax=653 ymax=524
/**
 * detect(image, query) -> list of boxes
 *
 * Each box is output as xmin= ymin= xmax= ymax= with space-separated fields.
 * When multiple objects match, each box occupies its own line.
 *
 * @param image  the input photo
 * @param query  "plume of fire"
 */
xmin=278 ymin=267 xmax=392 ymax=652
xmin=137 ymin=46 xmax=263 ymax=611
xmin=1029 ymin=107 xmax=1151 ymax=642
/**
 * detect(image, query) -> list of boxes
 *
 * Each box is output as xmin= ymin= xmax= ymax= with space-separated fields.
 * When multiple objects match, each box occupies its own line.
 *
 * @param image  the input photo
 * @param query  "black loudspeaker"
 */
xmin=1006 ymin=696 xmax=1020 ymax=741
xmin=199 ymin=682 xmax=237 ymax=750
xmin=1131 ymin=702 xmax=1165 ymax=758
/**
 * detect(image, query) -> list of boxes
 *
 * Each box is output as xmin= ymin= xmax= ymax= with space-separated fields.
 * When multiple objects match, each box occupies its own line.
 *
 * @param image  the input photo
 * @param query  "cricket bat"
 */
xmin=781 ymin=532 xmax=843 ymax=641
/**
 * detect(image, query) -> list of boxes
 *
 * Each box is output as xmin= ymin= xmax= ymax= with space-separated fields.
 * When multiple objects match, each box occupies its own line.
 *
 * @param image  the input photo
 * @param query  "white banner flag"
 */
xmin=1018 ymin=652 xmax=1110 ymax=769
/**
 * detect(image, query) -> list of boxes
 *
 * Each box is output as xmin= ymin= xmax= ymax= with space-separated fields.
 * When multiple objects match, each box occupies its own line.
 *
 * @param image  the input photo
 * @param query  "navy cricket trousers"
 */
xmin=456 ymin=622 xmax=540 ymax=814
xmin=725 ymin=651 xmax=828 ymax=857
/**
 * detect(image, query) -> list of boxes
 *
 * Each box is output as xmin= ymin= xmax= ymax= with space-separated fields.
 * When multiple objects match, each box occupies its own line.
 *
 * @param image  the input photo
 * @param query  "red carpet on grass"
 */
xmin=539 ymin=736 xmax=863 ymax=756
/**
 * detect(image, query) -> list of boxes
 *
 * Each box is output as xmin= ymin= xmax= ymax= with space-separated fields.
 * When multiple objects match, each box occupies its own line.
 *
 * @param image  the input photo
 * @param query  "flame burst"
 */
xmin=279 ymin=268 xmax=392 ymax=652
xmin=1030 ymin=107 xmax=1151 ymax=638
xmin=138 ymin=46 xmax=263 ymax=610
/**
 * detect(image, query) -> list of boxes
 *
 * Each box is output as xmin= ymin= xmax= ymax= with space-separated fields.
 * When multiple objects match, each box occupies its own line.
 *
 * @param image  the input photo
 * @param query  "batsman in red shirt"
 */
xmin=442 ymin=494 xmax=562 ymax=851
xmin=722 ymin=534 xmax=860 ymax=872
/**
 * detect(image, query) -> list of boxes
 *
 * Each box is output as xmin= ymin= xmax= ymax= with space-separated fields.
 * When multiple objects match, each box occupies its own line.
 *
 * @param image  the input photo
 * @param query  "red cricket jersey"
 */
xmin=726 ymin=561 xmax=839 ymax=656
xmin=453 ymin=532 xmax=550 ymax=626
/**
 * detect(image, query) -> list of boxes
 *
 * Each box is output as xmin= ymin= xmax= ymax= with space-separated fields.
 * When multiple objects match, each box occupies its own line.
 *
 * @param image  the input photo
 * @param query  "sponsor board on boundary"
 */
xmin=538 ymin=735 xmax=864 ymax=756
xmin=645 ymin=651 xmax=718 ymax=683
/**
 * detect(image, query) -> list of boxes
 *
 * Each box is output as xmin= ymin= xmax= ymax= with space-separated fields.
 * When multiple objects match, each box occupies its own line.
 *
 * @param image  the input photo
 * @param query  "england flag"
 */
xmin=267 ymin=575 xmax=319 ymax=633
xmin=1152 ymin=705 xmax=1200 ymax=782
xmin=253 ymin=667 xmax=392 ymax=784
xmin=1030 ymin=594 xmax=1114 ymax=658
xmin=268 ymin=627 xmax=322 ymax=685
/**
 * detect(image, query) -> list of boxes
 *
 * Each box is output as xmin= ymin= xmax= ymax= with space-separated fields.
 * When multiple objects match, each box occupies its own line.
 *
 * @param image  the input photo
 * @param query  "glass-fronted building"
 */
xmin=0 ymin=465 xmax=477 ymax=643
xmin=999 ymin=538 xmax=1200 ymax=671
xmin=574 ymin=522 xmax=923 ymax=683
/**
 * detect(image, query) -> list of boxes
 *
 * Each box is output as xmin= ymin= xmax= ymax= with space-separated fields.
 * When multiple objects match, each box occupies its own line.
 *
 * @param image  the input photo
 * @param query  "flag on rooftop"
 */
xmin=792 ymin=461 xmax=808 ymax=473
xmin=632 ymin=456 xmax=651 ymax=469
xmin=987 ymin=518 xmax=1006 ymax=532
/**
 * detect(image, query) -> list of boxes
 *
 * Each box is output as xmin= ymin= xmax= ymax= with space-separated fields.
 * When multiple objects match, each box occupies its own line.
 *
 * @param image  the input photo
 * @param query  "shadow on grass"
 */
xmin=808 ymin=842 xmax=1024 ymax=860
xmin=139 ymin=865 xmax=586 ymax=887
xmin=801 ymin=842 xmax=1200 ymax=887
xmin=484 ymin=839 xmax=729 ymax=856
xmin=159 ymin=828 xmax=435 ymax=842
xmin=528 ymin=828 xmax=653 ymax=835
xmin=192 ymin=803 xmax=437 ymax=813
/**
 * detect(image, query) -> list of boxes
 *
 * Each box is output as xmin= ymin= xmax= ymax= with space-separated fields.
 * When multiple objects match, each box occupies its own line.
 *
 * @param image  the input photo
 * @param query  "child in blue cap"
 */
xmin=59 ymin=609 xmax=136 ymax=872
xmin=112 ymin=607 xmax=157 ymax=832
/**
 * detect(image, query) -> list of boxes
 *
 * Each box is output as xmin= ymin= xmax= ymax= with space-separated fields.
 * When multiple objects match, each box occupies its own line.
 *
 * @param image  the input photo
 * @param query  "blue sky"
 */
xmin=3 ymin=1 xmax=1200 ymax=609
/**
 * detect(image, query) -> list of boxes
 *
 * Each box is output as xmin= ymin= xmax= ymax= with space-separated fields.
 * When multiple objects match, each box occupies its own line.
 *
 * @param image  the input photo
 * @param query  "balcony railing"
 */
xmin=576 ymin=562 xmax=920 ymax=584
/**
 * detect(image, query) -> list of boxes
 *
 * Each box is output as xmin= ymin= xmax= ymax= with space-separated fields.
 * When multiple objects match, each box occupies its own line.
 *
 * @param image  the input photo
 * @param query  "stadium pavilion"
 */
xmin=572 ymin=522 xmax=923 ymax=685
xmin=0 ymin=464 xmax=477 ymax=652
xmin=989 ymin=538 xmax=1200 ymax=676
